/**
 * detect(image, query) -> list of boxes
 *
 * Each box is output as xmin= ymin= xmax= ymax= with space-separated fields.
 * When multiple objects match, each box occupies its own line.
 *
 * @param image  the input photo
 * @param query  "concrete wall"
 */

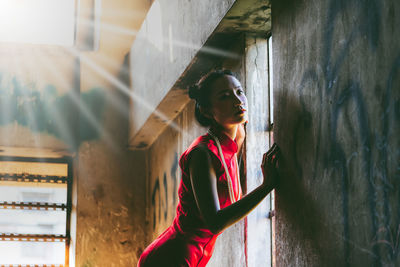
xmin=244 ymin=35 xmax=273 ymax=267
xmin=272 ymin=0 xmax=400 ymax=266
xmin=0 ymin=44 xmax=79 ymax=151
xmin=74 ymin=53 xmax=148 ymax=266
xmin=145 ymin=102 xmax=200 ymax=241
xmin=74 ymin=0 xmax=152 ymax=266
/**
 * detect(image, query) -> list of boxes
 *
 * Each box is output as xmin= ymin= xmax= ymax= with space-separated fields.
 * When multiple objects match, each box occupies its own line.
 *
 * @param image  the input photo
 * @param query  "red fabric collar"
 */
xmin=207 ymin=127 xmax=238 ymax=157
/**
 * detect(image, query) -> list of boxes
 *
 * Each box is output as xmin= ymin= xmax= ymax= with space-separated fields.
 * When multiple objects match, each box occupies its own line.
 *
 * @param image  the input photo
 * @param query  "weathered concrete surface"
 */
xmin=218 ymin=0 xmax=271 ymax=35
xmin=74 ymin=52 xmax=148 ymax=267
xmin=272 ymin=0 xmax=400 ymax=266
xmin=0 ymin=44 xmax=78 ymax=151
xmin=70 ymin=0 xmax=153 ymax=264
xmin=70 ymin=1 xmax=153 ymax=265
xmin=244 ymin=35 xmax=273 ymax=267
xmin=75 ymin=147 xmax=147 ymax=266
xmin=145 ymin=102 xmax=200 ymax=242
xmin=207 ymin=221 xmax=246 ymax=267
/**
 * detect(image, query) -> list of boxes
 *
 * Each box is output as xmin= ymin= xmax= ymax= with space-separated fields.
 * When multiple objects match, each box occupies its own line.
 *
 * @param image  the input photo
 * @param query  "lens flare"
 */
xmin=38 ymin=49 xmax=120 ymax=152
xmin=66 ymin=47 xmax=183 ymax=134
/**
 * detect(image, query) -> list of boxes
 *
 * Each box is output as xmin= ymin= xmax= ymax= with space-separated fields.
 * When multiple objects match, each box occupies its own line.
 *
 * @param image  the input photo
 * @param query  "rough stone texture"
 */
xmin=75 ymin=146 xmax=147 ymax=267
xmin=218 ymin=0 xmax=271 ymax=35
xmin=272 ymin=0 xmax=400 ymax=266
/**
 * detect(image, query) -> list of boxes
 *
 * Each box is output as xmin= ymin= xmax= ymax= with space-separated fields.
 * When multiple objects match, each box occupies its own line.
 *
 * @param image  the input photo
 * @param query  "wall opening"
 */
xmin=0 ymin=0 xmax=76 ymax=46
xmin=0 ymin=156 xmax=73 ymax=266
xmin=267 ymin=34 xmax=276 ymax=267
xmin=244 ymin=33 xmax=274 ymax=267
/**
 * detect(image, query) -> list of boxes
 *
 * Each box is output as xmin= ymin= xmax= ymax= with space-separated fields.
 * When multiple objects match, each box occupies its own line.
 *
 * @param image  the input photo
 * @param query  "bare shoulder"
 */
xmin=189 ymin=143 xmax=211 ymax=166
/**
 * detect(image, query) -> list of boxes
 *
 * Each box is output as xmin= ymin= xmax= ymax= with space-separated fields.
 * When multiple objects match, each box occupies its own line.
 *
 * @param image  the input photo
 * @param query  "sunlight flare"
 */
xmin=38 ymin=51 xmax=120 ymax=152
xmin=66 ymin=47 xmax=183 ymax=134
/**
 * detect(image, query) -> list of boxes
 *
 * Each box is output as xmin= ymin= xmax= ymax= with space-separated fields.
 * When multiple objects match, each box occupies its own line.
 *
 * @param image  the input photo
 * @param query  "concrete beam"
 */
xmin=129 ymin=0 xmax=271 ymax=149
xmin=129 ymin=0 xmax=236 ymax=149
xmin=0 ymin=146 xmax=72 ymax=158
xmin=218 ymin=0 xmax=271 ymax=35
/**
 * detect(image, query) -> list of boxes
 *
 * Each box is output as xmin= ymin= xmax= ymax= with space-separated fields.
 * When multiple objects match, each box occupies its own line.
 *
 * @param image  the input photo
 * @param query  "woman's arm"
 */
xmin=189 ymin=143 xmax=279 ymax=234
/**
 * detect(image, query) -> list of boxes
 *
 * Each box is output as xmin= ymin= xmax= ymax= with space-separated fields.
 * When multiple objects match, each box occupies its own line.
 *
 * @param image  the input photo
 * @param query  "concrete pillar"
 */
xmin=272 ymin=0 xmax=400 ymax=266
xmin=244 ymin=34 xmax=273 ymax=267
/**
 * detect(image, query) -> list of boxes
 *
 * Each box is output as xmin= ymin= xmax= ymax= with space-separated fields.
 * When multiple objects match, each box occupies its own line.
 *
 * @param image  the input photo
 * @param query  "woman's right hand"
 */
xmin=261 ymin=143 xmax=280 ymax=190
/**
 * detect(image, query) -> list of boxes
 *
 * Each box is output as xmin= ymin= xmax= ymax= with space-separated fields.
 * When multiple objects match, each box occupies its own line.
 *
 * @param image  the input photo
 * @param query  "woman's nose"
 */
xmin=233 ymin=94 xmax=243 ymax=106
xmin=233 ymin=94 xmax=243 ymax=105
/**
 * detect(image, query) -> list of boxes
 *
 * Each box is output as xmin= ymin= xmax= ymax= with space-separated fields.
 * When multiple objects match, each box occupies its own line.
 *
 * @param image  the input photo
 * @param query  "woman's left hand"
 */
xmin=261 ymin=143 xmax=280 ymax=190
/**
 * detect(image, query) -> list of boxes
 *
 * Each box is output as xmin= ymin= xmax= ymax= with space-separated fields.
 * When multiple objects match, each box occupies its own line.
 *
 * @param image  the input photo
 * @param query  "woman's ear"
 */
xmin=199 ymin=106 xmax=213 ymax=119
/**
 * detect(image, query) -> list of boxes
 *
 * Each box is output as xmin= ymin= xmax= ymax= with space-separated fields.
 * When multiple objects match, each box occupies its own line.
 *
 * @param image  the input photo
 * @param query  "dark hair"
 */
xmin=188 ymin=69 xmax=236 ymax=127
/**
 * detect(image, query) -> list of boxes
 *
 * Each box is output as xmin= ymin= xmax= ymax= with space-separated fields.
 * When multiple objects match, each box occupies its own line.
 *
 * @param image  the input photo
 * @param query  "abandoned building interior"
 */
xmin=0 ymin=0 xmax=398 ymax=266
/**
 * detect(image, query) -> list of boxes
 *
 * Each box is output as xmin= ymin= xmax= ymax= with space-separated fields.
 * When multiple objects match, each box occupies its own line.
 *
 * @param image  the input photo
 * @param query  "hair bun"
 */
xmin=188 ymin=84 xmax=199 ymax=100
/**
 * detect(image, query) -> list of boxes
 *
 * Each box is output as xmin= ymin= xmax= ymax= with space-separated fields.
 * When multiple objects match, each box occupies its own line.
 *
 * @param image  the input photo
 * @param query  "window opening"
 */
xmin=0 ymin=0 xmax=76 ymax=46
xmin=268 ymin=35 xmax=274 ymax=130
xmin=0 ymin=156 xmax=72 ymax=266
xmin=267 ymin=35 xmax=276 ymax=267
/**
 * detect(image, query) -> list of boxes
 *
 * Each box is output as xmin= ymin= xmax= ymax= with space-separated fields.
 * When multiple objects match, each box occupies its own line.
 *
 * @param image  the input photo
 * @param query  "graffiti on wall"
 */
xmin=286 ymin=0 xmax=400 ymax=265
xmin=151 ymin=153 xmax=179 ymax=231
xmin=0 ymin=73 xmax=107 ymax=145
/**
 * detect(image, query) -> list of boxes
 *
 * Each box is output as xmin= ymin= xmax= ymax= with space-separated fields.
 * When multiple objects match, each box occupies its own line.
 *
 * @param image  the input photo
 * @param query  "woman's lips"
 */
xmin=235 ymin=108 xmax=246 ymax=115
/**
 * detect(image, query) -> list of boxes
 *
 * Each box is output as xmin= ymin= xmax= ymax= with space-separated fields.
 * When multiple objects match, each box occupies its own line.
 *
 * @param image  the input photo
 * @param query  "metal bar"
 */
xmin=65 ymin=158 xmax=73 ymax=267
xmin=0 ymin=156 xmax=71 ymax=164
xmin=0 ymin=201 xmax=67 ymax=211
xmin=0 ymin=173 xmax=68 ymax=184
xmin=0 ymin=234 xmax=67 ymax=242
xmin=0 ymin=157 xmax=72 ymax=267
xmin=0 ymin=157 xmax=72 ymax=266
xmin=0 ymin=265 xmax=64 ymax=267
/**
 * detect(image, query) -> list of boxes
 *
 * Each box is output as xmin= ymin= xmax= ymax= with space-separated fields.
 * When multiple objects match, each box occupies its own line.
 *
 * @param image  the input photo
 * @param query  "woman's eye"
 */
xmin=219 ymin=92 xmax=230 ymax=99
xmin=237 ymin=90 xmax=244 ymax=95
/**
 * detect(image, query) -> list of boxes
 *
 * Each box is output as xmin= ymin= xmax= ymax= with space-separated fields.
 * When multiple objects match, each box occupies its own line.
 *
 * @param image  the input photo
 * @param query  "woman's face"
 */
xmin=208 ymin=75 xmax=248 ymax=128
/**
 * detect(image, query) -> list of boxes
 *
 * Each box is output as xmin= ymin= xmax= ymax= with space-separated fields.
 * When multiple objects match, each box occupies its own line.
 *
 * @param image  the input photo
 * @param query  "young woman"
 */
xmin=137 ymin=69 xmax=280 ymax=267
